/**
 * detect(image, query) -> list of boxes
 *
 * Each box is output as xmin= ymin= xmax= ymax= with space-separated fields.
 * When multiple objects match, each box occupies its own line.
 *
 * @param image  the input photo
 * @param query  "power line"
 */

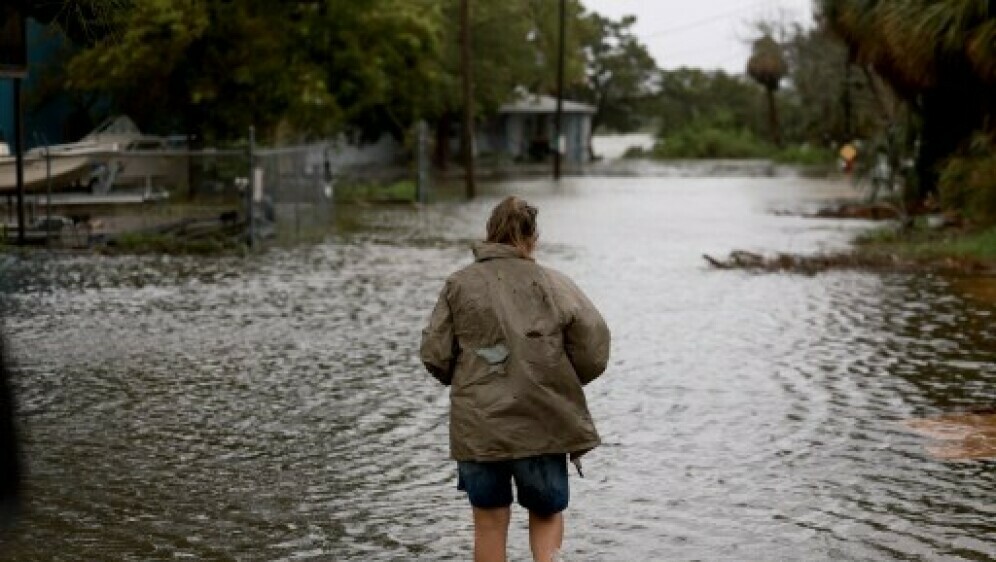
xmin=638 ymin=0 xmax=770 ymax=40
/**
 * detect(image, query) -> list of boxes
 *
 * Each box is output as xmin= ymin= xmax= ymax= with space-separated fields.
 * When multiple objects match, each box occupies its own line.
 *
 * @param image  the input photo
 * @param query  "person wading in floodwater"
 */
xmin=420 ymin=196 xmax=610 ymax=562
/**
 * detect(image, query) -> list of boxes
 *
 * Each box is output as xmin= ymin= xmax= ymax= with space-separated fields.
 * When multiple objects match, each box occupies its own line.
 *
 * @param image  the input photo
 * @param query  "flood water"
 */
xmin=1 ymin=175 xmax=994 ymax=561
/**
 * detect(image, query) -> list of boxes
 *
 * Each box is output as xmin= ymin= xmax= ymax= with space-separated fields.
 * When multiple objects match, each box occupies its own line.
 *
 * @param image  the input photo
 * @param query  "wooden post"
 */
xmin=554 ymin=0 xmax=566 ymax=180
xmin=460 ymin=0 xmax=476 ymax=199
xmin=246 ymin=126 xmax=255 ymax=247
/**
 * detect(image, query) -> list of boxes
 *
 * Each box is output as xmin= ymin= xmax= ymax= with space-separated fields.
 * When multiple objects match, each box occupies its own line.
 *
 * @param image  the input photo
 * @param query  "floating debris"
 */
xmin=811 ymin=202 xmax=903 ymax=220
xmin=703 ymin=250 xmax=996 ymax=276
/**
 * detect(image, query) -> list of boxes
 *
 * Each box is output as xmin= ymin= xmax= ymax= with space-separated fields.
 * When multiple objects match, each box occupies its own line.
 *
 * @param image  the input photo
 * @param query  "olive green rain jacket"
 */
xmin=420 ymin=242 xmax=611 ymax=462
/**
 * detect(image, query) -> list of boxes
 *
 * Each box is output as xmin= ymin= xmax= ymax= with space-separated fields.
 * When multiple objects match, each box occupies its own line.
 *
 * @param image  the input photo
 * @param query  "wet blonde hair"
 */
xmin=486 ymin=196 xmax=538 ymax=258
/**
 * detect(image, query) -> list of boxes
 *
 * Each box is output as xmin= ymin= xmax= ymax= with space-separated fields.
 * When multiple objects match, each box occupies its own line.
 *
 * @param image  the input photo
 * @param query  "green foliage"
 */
xmin=856 ymin=225 xmax=996 ymax=262
xmin=652 ymin=24 xmax=894 ymax=152
xmin=60 ymin=0 xmax=597 ymax=145
xmin=821 ymin=0 xmax=996 ymax=93
xmin=771 ymin=145 xmax=836 ymax=165
xmin=654 ymin=69 xmax=765 ymax=139
xmin=107 ymin=231 xmax=242 ymax=255
xmin=299 ymin=0 xmax=443 ymax=140
xmin=821 ymin=0 xmax=996 ymax=202
xmin=650 ymin=125 xmax=771 ymax=160
xmin=428 ymin=0 xmax=587 ymax=116
xmin=64 ymin=0 xmax=442 ymax=142
xmin=781 ymin=22 xmax=890 ymax=145
xmin=334 ymin=179 xmax=417 ymax=203
xmin=571 ymin=13 xmax=658 ymax=133
xmin=937 ymin=228 xmax=996 ymax=261
xmin=939 ymin=135 xmax=996 ymax=225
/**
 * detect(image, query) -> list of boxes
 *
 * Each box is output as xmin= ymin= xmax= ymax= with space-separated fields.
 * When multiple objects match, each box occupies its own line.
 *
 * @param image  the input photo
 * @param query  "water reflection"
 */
xmin=0 ymin=177 xmax=993 ymax=561
xmin=906 ymin=414 xmax=996 ymax=460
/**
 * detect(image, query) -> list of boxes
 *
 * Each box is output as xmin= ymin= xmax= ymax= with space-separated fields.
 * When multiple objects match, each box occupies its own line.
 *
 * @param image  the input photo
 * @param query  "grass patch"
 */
xmin=856 ymin=225 xmax=996 ymax=263
xmin=771 ymin=145 xmax=835 ymax=166
xmin=104 ymin=231 xmax=245 ymax=255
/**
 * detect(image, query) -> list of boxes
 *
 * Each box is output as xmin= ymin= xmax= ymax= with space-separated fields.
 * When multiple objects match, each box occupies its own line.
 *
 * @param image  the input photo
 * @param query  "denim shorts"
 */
xmin=457 ymin=453 xmax=569 ymax=515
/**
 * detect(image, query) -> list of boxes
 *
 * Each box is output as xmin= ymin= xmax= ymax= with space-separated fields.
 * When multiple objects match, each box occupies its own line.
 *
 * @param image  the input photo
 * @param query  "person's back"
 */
xmin=420 ymin=196 xmax=610 ymax=562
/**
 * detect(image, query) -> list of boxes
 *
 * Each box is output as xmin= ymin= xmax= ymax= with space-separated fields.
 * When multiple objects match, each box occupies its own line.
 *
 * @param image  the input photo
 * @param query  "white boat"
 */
xmin=0 ymin=152 xmax=93 ymax=193
xmin=0 ymin=116 xmax=188 ymax=195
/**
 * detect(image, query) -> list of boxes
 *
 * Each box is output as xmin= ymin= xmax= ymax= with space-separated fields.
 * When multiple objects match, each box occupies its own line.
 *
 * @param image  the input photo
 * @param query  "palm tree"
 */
xmin=820 ymin=0 xmax=996 ymax=199
xmin=747 ymin=35 xmax=787 ymax=147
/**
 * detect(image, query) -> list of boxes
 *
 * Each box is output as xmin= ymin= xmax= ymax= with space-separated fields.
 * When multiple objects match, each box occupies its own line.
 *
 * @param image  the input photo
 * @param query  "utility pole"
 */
xmin=553 ymin=0 xmax=566 ymax=180
xmin=460 ymin=0 xmax=476 ymax=199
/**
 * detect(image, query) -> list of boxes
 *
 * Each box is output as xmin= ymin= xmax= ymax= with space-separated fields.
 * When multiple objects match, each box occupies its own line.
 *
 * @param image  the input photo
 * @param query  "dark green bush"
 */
xmin=651 ymin=126 xmax=771 ymax=159
xmin=940 ymin=136 xmax=996 ymax=225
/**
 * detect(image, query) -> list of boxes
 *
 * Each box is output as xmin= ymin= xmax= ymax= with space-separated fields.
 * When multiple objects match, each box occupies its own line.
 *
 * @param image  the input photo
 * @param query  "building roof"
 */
xmin=499 ymin=94 xmax=596 ymax=115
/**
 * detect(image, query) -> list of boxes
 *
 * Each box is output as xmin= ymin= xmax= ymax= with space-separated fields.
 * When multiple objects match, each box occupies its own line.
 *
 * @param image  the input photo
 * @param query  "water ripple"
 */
xmin=2 ymin=178 xmax=994 ymax=561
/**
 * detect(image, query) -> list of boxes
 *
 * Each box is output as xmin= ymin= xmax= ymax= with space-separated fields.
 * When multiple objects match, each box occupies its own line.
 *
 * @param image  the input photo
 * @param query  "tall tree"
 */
xmin=63 ymin=0 xmax=441 ymax=143
xmin=747 ymin=35 xmax=788 ymax=147
xmin=573 ymin=13 xmax=658 ymax=136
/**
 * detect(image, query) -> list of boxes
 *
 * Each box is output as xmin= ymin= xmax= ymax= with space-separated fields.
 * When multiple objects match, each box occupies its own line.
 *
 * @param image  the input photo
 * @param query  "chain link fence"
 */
xmin=0 ymin=133 xmax=417 ymax=248
xmin=254 ymin=143 xmax=334 ymax=243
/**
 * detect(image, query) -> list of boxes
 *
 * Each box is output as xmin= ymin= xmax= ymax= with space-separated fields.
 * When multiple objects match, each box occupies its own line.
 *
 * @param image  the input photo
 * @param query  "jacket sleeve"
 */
xmin=420 ymin=283 xmax=459 ymax=386
xmin=559 ymin=276 xmax=611 ymax=386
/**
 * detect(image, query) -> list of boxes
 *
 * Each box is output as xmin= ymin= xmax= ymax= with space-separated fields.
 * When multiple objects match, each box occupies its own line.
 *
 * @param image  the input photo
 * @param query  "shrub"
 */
xmin=651 ymin=126 xmax=772 ymax=159
xmin=939 ymin=135 xmax=996 ymax=225
xmin=771 ymin=145 xmax=835 ymax=165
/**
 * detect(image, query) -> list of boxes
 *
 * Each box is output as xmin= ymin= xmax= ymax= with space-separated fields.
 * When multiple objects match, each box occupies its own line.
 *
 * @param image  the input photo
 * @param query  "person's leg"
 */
xmin=473 ymin=506 xmax=512 ymax=562
xmin=509 ymin=454 xmax=570 ymax=562
xmin=528 ymin=510 xmax=563 ymax=562
xmin=458 ymin=460 xmax=514 ymax=562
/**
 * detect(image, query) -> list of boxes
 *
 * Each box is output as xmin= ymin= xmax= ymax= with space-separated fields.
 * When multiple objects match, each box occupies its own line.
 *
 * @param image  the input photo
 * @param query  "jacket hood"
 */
xmin=472 ymin=242 xmax=530 ymax=262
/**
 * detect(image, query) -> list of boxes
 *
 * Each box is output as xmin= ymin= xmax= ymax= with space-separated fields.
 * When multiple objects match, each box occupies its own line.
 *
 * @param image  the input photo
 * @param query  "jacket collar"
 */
xmin=473 ymin=242 xmax=531 ymax=262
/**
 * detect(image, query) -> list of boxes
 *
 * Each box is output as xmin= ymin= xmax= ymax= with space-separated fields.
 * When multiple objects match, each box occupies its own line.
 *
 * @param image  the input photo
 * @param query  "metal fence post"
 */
xmin=35 ymin=133 xmax=52 ymax=244
xmin=246 ymin=126 xmax=255 ymax=247
xmin=416 ymin=120 xmax=430 ymax=203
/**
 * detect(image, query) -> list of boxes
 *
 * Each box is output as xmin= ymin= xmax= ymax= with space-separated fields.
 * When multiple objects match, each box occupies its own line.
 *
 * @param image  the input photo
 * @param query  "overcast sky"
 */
xmin=582 ymin=0 xmax=816 ymax=74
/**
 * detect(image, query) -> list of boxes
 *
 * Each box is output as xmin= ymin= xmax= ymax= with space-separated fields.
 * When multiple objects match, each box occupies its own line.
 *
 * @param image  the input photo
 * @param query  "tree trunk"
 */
xmin=460 ymin=0 xmax=476 ymax=199
xmin=842 ymin=58 xmax=852 ymax=140
xmin=915 ymin=85 xmax=979 ymax=202
xmin=766 ymin=87 xmax=781 ymax=147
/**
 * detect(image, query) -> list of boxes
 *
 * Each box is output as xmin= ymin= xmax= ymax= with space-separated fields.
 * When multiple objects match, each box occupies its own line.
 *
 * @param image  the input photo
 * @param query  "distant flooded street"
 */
xmin=1 ymin=175 xmax=994 ymax=561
